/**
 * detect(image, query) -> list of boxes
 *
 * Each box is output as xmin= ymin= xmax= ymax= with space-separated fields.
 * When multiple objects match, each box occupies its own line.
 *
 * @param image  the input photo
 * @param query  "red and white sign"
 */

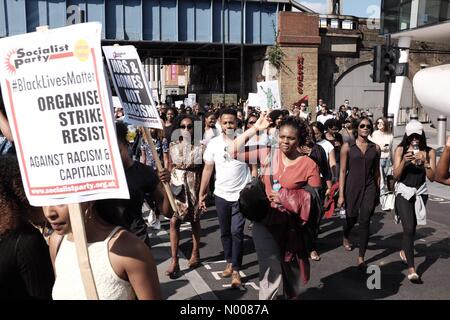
xmin=0 ymin=22 xmax=129 ymax=206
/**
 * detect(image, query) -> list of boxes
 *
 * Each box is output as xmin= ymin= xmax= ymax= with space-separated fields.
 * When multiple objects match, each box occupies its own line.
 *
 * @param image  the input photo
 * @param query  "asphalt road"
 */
xmin=156 ymin=195 xmax=450 ymax=300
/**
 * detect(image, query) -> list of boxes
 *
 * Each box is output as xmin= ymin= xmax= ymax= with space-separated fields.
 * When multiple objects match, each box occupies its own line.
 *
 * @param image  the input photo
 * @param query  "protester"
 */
xmin=165 ymin=115 xmax=204 ymax=278
xmin=229 ymin=115 xmax=321 ymax=299
xmin=338 ymin=117 xmax=381 ymax=270
xmin=0 ymin=92 xmax=15 ymax=155
xmin=312 ymin=122 xmax=337 ymax=180
xmin=393 ymin=120 xmax=436 ymax=282
xmin=198 ymin=108 xmax=251 ymax=288
xmin=44 ymin=200 xmax=161 ymax=300
xmin=370 ymin=117 xmax=394 ymax=191
xmin=435 ymin=136 xmax=450 ymax=185
xmin=96 ymin=122 xmax=172 ymax=248
xmin=340 ymin=117 xmax=356 ymax=145
xmin=164 ymin=107 xmax=178 ymax=143
xmin=0 ymin=155 xmax=54 ymax=299
xmin=316 ymin=104 xmax=334 ymax=125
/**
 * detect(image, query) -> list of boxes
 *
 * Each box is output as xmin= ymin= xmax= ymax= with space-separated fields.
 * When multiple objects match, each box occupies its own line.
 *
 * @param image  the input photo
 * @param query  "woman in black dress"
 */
xmin=338 ymin=117 xmax=381 ymax=269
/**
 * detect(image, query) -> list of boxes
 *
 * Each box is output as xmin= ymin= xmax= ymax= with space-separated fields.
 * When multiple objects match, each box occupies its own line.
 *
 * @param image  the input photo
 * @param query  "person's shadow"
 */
xmin=298 ymin=261 xmax=406 ymax=300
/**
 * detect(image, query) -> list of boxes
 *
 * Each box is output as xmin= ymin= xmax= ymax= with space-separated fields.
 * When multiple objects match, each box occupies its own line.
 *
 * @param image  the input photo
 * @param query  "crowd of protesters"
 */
xmin=1 ymin=87 xmax=450 ymax=300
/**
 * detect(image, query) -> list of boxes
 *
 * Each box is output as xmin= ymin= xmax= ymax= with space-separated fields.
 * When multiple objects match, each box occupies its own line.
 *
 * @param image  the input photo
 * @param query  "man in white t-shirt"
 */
xmin=317 ymin=104 xmax=334 ymax=125
xmin=199 ymin=108 xmax=251 ymax=289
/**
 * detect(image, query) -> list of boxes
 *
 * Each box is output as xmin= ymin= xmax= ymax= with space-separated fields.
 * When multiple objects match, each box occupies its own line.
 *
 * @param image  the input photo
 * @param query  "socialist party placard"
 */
xmin=0 ymin=22 xmax=129 ymax=206
xmin=102 ymin=45 xmax=162 ymax=129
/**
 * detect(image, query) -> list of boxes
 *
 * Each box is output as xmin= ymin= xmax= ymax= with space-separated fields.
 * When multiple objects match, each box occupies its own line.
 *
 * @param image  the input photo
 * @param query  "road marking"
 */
xmin=151 ymin=228 xmax=218 ymax=300
xmin=204 ymin=264 xmax=211 ymax=270
xmin=211 ymin=270 xmax=246 ymax=280
xmin=222 ymin=282 xmax=260 ymax=290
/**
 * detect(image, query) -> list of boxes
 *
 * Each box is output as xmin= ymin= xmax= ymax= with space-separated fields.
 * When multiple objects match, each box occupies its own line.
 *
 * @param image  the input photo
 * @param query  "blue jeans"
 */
xmin=215 ymin=196 xmax=245 ymax=271
xmin=380 ymin=158 xmax=392 ymax=188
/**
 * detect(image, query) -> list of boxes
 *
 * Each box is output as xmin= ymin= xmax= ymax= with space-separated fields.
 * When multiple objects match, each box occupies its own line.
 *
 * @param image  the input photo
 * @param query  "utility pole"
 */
xmin=240 ymin=0 xmax=245 ymax=104
xmin=383 ymin=35 xmax=391 ymax=118
xmin=222 ymin=0 xmax=226 ymax=105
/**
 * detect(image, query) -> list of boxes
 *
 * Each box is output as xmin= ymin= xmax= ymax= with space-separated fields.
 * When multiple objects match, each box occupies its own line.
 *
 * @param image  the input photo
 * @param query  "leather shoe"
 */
xmin=231 ymin=271 xmax=241 ymax=288
xmin=222 ymin=263 xmax=233 ymax=278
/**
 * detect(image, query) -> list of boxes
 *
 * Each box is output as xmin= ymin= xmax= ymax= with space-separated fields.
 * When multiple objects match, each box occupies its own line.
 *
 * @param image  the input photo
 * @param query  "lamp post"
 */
xmin=222 ymin=0 xmax=226 ymax=105
xmin=240 ymin=0 xmax=245 ymax=104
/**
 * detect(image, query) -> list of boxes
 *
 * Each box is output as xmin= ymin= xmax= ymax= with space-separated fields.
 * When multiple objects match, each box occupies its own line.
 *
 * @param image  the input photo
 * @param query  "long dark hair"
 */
xmin=398 ymin=131 xmax=429 ymax=156
xmin=354 ymin=117 xmax=374 ymax=138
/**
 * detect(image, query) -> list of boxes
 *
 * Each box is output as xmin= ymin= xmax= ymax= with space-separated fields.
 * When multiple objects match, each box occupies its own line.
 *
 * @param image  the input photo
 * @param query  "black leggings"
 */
xmin=343 ymin=206 xmax=375 ymax=258
xmin=395 ymin=194 xmax=427 ymax=268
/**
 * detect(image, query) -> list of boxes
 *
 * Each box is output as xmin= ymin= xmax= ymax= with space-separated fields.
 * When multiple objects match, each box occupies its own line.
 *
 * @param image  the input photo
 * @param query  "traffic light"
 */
xmin=370 ymin=45 xmax=399 ymax=83
xmin=370 ymin=45 xmax=386 ymax=83
xmin=384 ymin=47 xmax=399 ymax=83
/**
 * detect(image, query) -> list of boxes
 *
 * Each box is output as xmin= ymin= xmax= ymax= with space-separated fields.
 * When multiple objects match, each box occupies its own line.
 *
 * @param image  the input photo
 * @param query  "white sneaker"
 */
xmin=147 ymin=209 xmax=157 ymax=225
xmin=150 ymin=219 xmax=161 ymax=230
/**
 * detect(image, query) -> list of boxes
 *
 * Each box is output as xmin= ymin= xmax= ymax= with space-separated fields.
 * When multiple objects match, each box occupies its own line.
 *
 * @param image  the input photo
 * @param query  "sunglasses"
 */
xmin=359 ymin=124 xmax=372 ymax=130
xmin=408 ymin=133 xmax=421 ymax=140
xmin=180 ymin=124 xmax=193 ymax=129
xmin=377 ymin=121 xmax=384 ymax=124
xmin=248 ymin=121 xmax=256 ymax=125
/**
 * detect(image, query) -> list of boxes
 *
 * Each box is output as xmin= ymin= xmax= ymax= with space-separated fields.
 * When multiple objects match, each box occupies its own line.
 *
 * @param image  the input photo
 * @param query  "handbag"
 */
xmin=381 ymin=191 xmax=395 ymax=211
xmin=239 ymin=149 xmax=274 ymax=222
xmin=170 ymin=169 xmax=185 ymax=197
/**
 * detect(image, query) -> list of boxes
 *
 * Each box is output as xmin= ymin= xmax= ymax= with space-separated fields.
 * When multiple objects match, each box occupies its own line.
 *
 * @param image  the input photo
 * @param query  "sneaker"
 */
xmin=407 ymin=272 xmax=420 ymax=283
xmin=231 ymin=271 xmax=241 ymax=288
xmin=147 ymin=209 xmax=157 ymax=225
xmin=150 ymin=219 xmax=161 ymax=230
xmin=222 ymin=263 xmax=233 ymax=278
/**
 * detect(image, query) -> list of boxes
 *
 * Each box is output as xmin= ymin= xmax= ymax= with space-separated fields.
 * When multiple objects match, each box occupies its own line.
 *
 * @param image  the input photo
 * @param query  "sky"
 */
xmin=299 ymin=0 xmax=382 ymax=18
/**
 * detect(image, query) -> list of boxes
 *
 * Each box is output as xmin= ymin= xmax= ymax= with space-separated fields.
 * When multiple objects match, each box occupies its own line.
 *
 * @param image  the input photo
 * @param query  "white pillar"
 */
xmin=388 ymin=36 xmax=411 ymax=126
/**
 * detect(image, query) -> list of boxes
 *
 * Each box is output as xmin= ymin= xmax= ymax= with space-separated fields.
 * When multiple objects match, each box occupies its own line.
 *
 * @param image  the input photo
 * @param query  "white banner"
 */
xmin=248 ymin=93 xmax=262 ymax=107
xmin=257 ymin=80 xmax=281 ymax=111
xmin=0 ymin=22 xmax=129 ymax=206
xmin=102 ymin=45 xmax=162 ymax=129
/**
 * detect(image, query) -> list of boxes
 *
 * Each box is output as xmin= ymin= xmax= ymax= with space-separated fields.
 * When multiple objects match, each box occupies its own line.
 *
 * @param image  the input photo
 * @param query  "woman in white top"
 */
xmin=44 ymin=202 xmax=161 ymax=300
xmin=369 ymin=117 xmax=394 ymax=190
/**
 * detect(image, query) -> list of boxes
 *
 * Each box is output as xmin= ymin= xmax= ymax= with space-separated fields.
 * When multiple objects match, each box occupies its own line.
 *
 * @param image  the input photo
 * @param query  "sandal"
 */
xmin=399 ymin=251 xmax=408 ymax=265
xmin=165 ymin=261 xmax=180 ymax=279
xmin=187 ymin=255 xmax=200 ymax=269
xmin=310 ymin=251 xmax=321 ymax=261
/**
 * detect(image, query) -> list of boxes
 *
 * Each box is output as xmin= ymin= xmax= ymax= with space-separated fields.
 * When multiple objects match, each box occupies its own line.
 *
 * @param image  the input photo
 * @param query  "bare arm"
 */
xmin=113 ymin=232 xmax=162 ymax=300
xmin=436 ymin=137 xmax=450 ymax=185
xmin=375 ymin=145 xmax=381 ymax=190
xmin=425 ymin=148 xmax=436 ymax=182
xmin=337 ymin=143 xmax=349 ymax=207
xmin=393 ymin=146 xmax=414 ymax=180
xmin=328 ymin=148 xmax=337 ymax=181
xmin=0 ymin=110 xmax=13 ymax=141
xmin=198 ymin=163 xmax=214 ymax=211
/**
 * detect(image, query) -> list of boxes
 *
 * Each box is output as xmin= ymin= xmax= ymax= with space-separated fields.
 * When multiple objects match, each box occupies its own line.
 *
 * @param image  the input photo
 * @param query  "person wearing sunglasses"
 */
xmin=393 ymin=120 xmax=436 ymax=282
xmin=199 ymin=108 xmax=252 ymax=288
xmin=338 ymin=117 xmax=381 ymax=270
xmin=165 ymin=115 xmax=205 ymax=279
xmin=369 ymin=117 xmax=394 ymax=197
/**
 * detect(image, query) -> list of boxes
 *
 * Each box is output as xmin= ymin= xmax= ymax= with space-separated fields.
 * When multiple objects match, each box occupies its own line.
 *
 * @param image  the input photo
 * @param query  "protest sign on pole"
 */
xmin=103 ymin=45 xmax=178 ymax=214
xmin=102 ymin=45 xmax=162 ymax=129
xmin=248 ymin=93 xmax=261 ymax=107
xmin=256 ymin=80 xmax=281 ymax=111
xmin=0 ymin=22 xmax=129 ymax=206
xmin=0 ymin=22 xmax=130 ymax=300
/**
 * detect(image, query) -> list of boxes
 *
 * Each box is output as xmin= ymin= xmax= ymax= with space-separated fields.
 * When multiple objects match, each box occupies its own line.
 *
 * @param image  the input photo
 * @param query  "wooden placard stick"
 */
xmin=36 ymin=25 xmax=98 ymax=300
xmin=68 ymin=203 xmax=99 ymax=300
xmin=141 ymin=127 xmax=178 ymax=214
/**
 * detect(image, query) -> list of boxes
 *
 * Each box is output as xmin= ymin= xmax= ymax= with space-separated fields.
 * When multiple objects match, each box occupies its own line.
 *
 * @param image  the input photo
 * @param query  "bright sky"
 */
xmin=299 ymin=0 xmax=381 ymax=18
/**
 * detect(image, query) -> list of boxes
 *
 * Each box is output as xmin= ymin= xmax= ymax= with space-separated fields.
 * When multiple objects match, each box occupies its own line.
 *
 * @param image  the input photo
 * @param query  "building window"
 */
xmin=320 ymin=18 xmax=328 ymax=28
xmin=342 ymin=20 xmax=354 ymax=29
xmin=399 ymin=0 xmax=412 ymax=30
xmin=330 ymin=19 xmax=339 ymax=28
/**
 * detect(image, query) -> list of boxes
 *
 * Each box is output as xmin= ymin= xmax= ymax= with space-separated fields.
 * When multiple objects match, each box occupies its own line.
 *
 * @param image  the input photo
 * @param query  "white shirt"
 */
xmin=317 ymin=114 xmax=335 ymax=125
xmin=203 ymin=135 xmax=251 ymax=202
xmin=369 ymin=130 xmax=393 ymax=159
xmin=318 ymin=139 xmax=335 ymax=160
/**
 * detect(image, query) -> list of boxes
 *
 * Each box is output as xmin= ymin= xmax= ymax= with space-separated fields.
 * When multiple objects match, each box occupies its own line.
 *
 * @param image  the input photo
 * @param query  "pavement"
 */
xmin=148 ymin=123 xmax=450 ymax=300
